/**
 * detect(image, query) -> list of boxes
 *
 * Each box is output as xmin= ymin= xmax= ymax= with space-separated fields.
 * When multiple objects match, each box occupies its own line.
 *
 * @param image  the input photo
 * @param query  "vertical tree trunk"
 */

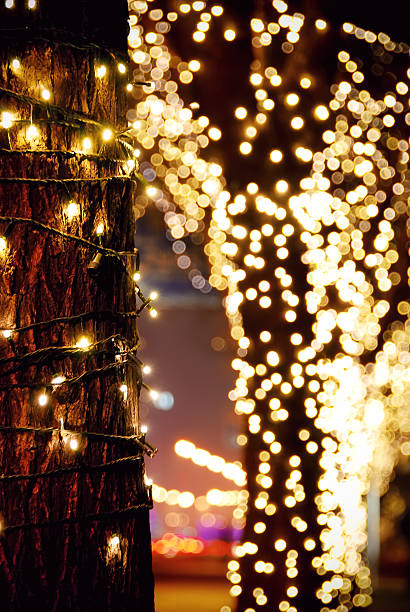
xmin=0 ymin=2 xmax=154 ymax=610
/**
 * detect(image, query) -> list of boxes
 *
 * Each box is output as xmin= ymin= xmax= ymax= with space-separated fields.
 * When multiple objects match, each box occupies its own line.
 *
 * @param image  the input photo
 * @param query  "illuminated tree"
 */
xmin=128 ymin=1 xmax=409 ymax=611
xmin=0 ymin=1 xmax=154 ymax=609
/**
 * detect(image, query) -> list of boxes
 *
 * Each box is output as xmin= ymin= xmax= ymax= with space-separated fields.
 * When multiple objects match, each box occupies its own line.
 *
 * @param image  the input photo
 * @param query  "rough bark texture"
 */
xmin=0 ymin=3 xmax=154 ymax=610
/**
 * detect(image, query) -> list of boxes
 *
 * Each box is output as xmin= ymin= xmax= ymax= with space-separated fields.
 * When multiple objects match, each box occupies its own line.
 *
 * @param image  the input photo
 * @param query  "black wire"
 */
xmin=0 ymin=455 xmax=143 ymax=482
xmin=0 ymin=498 xmax=153 ymax=534
xmin=0 ymin=215 xmax=137 ymax=259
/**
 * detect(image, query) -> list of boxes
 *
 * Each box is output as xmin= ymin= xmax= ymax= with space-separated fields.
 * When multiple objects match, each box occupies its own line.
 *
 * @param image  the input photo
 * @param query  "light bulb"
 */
xmin=118 ymin=63 xmax=126 ymax=74
xmin=11 ymin=58 xmax=20 ymax=70
xmin=82 ymin=137 xmax=92 ymax=151
xmin=1 ymin=112 xmax=14 ymax=129
xmin=38 ymin=393 xmax=48 ymax=406
xmin=41 ymin=89 xmax=51 ymax=101
xmin=96 ymin=65 xmax=107 ymax=78
xmin=96 ymin=222 xmax=104 ymax=235
xmin=102 ymin=128 xmax=113 ymax=141
xmin=27 ymin=124 xmax=39 ymax=139
xmin=2 ymin=329 xmax=12 ymax=339
xmin=66 ymin=201 xmax=80 ymax=221
xmin=69 ymin=438 xmax=79 ymax=451
xmin=76 ymin=336 xmax=90 ymax=349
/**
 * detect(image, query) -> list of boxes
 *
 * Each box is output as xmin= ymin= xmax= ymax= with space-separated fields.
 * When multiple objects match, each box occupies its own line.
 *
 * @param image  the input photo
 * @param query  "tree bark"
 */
xmin=0 ymin=2 xmax=154 ymax=610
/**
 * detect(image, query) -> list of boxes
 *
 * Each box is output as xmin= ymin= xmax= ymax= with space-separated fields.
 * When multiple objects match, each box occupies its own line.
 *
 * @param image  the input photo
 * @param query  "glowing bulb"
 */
xmin=300 ymin=76 xmax=311 ymax=88
xmin=76 ymin=336 xmax=91 ymax=350
xmin=5 ymin=0 xmax=14 ymax=8
xmin=133 ymin=271 xmax=141 ymax=282
xmin=188 ymin=60 xmax=201 ymax=71
xmin=314 ymin=105 xmax=329 ymax=120
xmin=1 ymin=112 xmax=14 ymax=129
xmin=141 ymin=424 xmax=148 ymax=434
xmin=66 ymin=201 xmax=80 ymax=221
xmin=146 ymin=187 xmax=157 ymax=198
xmin=150 ymin=308 xmax=158 ymax=318
xmin=224 ymin=29 xmax=236 ymax=41
xmin=286 ymin=93 xmax=299 ymax=106
xmin=82 ymin=137 xmax=92 ymax=151
xmin=275 ymin=180 xmax=289 ymax=194
xmin=270 ymin=149 xmax=283 ymax=163
xmin=96 ymin=65 xmax=107 ymax=78
xmin=208 ymin=127 xmax=222 ymax=140
xmin=28 ymin=0 xmax=36 ymax=8
xmin=143 ymin=365 xmax=152 ymax=374
xmin=0 ymin=237 xmax=7 ymax=253
xmin=2 ymin=329 xmax=12 ymax=339
xmin=315 ymin=19 xmax=327 ymax=30
xmin=211 ymin=5 xmax=223 ymax=16
xmin=41 ymin=89 xmax=51 ymax=101
xmin=290 ymin=116 xmax=304 ymax=130
xmin=133 ymin=148 xmax=141 ymax=158
xmin=51 ymin=375 xmax=66 ymax=385
xmin=126 ymin=83 xmax=133 ymax=92
xmin=149 ymin=291 xmax=158 ymax=300
xmin=11 ymin=58 xmax=20 ymax=70
xmin=117 ymin=63 xmax=126 ymax=74
xmin=38 ymin=393 xmax=48 ymax=407
xmin=96 ymin=222 xmax=104 ymax=235
xmin=239 ymin=142 xmax=252 ymax=155
xmin=145 ymin=476 xmax=153 ymax=486
xmin=27 ymin=124 xmax=38 ymax=138
xmin=235 ymin=106 xmax=247 ymax=119
xmin=69 ymin=438 xmax=79 ymax=451
xmin=102 ymin=128 xmax=113 ymax=141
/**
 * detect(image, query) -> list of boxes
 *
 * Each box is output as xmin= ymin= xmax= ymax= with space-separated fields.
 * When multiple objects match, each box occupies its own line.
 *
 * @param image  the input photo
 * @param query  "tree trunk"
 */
xmin=0 ymin=2 xmax=154 ymax=610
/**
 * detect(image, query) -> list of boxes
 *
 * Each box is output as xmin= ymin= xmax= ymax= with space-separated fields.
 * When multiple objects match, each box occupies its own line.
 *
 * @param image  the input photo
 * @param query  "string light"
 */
xmin=128 ymin=3 xmax=409 ymax=610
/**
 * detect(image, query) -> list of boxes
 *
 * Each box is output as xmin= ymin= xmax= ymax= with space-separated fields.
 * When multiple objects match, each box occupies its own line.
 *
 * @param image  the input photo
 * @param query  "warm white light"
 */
xmin=69 ymin=438 xmax=79 ymax=451
xmin=150 ymin=308 xmax=158 ymax=318
xmin=27 ymin=124 xmax=39 ymax=138
xmin=146 ymin=186 xmax=157 ymax=198
xmin=51 ymin=375 xmax=66 ymax=385
xmin=96 ymin=65 xmax=107 ymax=78
xmin=82 ymin=137 xmax=92 ymax=151
xmin=314 ymin=105 xmax=329 ymax=120
xmin=96 ymin=222 xmax=104 ymax=235
xmin=224 ymin=29 xmax=236 ymax=41
xmin=1 ymin=112 xmax=14 ymax=129
xmin=41 ymin=88 xmax=51 ymax=101
xmin=208 ymin=127 xmax=222 ymax=140
xmin=76 ymin=336 xmax=91 ymax=350
xmin=149 ymin=291 xmax=158 ymax=300
xmin=38 ymin=393 xmax=48 ymax=407
xmin=315 ymin=19 xmax=327 ymax=30
xmin=239 ymin=142 xmax=252 ymax=155
xmin=143 ymin=365 xmax=152 ymax=374
xmin=235 ymin=106 xmax=247 ymax=119
xmin=270 ymin=149 xmax=283 ymax=163
xmin=2 ymin=329 xmax=11 ymax=339
xmin=188 ymin=60 xmax=201 ymax=71
xmin=66 ymin=201 xmax=80 ymax=221
xmin=11 ymin=58 xmax=20 ymax=70
xmin=102 ymin=128 xmax=113 ymax=141
xmin=118 ymin=63 xmax=126 ymax=74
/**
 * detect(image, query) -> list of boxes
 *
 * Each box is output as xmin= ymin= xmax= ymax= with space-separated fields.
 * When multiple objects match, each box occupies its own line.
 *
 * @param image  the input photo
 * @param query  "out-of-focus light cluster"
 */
xmin=152 ymin=532 xmax=204 ymax=556
xmin=174 ymin=439 xmax=246 ymax=486
xmin=128 ymin=1 xmax=409 ymax=610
